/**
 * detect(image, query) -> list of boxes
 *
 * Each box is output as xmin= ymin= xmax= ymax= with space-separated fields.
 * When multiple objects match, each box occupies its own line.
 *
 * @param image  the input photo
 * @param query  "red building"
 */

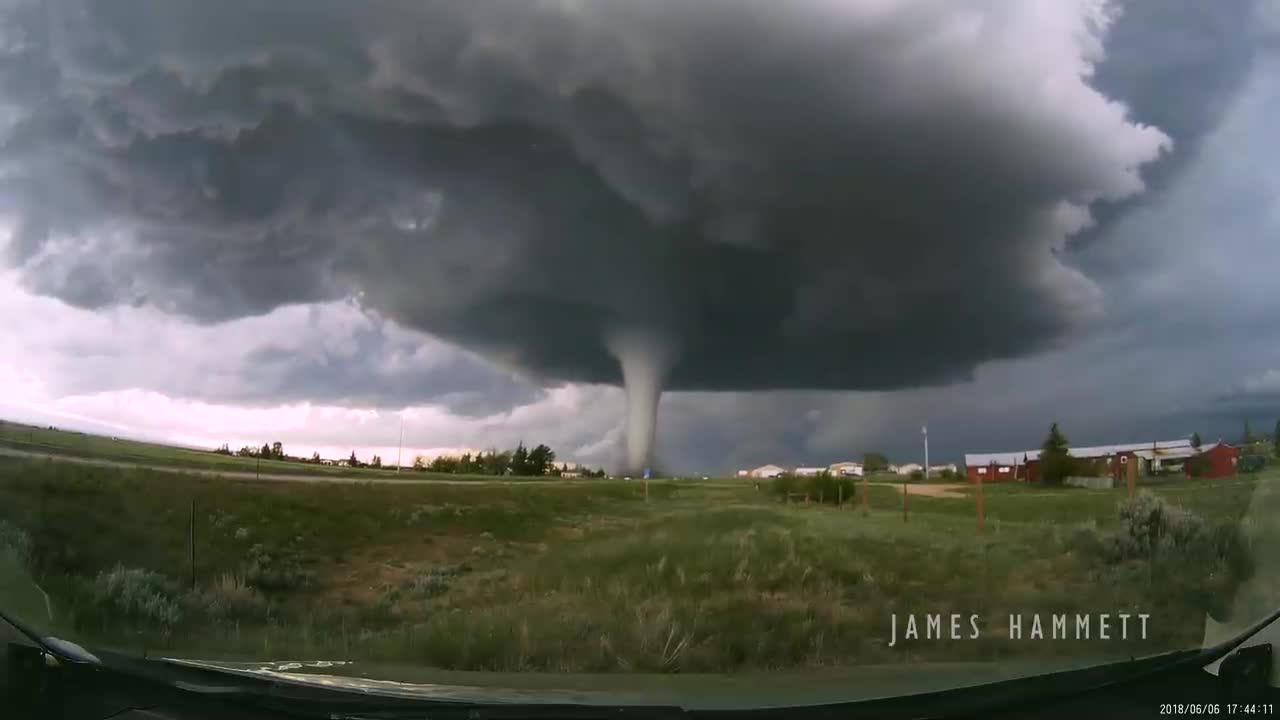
xmin=963 ymin=440 xmax=1239 ymax=483
xmin=1191 ymin=442 xmax=1239 ymax=479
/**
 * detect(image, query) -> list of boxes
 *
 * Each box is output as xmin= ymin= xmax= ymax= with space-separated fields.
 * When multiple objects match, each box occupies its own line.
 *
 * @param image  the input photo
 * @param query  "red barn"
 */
xmin=964 ymin=439 xmax=1238 ymax=483
xmin=1187 ymin=442 xmax=1238 ymax=479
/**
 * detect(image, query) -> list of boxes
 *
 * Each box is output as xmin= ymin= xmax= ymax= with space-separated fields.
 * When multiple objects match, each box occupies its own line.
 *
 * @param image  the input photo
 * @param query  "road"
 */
xmin=0 ymin=446 xmax=601 ymax=486
xmin=867 ymin=481 xmax=969 ymax=498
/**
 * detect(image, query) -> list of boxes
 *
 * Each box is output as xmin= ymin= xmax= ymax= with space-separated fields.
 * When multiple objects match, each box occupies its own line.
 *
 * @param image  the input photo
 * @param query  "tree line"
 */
xmin=413 ymin=442 xmax=606 ymax=478
xmin=212 ymin=440 xmax=605 ymax=477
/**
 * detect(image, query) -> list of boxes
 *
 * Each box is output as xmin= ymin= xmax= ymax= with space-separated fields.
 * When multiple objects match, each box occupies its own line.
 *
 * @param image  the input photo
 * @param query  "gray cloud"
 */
xmin=0 ymin=275 xmax=545 ymax=417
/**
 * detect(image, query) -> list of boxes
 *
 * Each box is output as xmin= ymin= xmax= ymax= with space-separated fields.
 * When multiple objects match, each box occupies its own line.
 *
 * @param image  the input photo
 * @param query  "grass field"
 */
xmin=3 ymin=449 xmax=1277 ymax=673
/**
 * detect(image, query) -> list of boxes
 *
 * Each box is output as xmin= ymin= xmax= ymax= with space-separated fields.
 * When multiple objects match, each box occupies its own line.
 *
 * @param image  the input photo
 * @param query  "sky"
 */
xmin=1 ymin=0 xmax=1279 ymax=473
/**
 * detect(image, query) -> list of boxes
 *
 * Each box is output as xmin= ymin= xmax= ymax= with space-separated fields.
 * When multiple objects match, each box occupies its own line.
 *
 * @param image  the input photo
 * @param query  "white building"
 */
xmin=749 ymin=464 xmax=787 ymax=478
xmin=929 ymin=464 xmax=958 ymax=475
xmin=794 ymin=467 xmax=827 ymax=476
xmin=828 ymin=461 xmax=864 ymax=477
xmin=896 ymin=463 xmax=923 ymax=475
xmin=736 ymin=469 xmax=750 ymax=477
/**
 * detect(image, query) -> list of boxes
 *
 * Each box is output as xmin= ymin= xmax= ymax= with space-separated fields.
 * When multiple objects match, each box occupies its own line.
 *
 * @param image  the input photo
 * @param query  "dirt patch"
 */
xmin=869 ymin=482 xmax=968 ymax=499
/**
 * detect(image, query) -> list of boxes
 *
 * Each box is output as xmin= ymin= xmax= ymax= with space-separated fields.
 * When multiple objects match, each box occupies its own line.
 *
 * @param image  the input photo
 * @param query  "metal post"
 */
xmin=976 ymin=468 xmax=984 ymax=533
xmin=189 ymin=499 xmax=196 ymax=590
xmin=397 ymin=414 xmax=404 ymax=473
xmin=923 ymin=425 xmax=929 ymax=481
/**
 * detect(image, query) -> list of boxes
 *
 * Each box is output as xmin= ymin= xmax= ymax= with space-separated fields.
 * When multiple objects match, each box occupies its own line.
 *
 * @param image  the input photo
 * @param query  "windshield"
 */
xmin=2 ymin=0 xmax=1280 ymax=707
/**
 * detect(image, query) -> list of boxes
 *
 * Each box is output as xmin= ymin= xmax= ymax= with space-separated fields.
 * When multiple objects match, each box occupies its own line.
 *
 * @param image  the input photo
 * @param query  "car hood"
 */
xmin=161 ymin=655 xmax=1131 ymax=710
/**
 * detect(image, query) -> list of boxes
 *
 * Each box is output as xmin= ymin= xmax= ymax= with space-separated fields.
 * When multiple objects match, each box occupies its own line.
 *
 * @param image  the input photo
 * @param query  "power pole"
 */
xmin=397 ymin=413 xmax=404 ymax=473
xmin=922 ymin=425 xmax=930 ymax=480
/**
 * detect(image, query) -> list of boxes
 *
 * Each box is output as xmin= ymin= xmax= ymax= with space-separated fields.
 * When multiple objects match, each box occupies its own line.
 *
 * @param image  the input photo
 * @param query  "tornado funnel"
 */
xmin=605 ymin=329 xmax=676 ymax=474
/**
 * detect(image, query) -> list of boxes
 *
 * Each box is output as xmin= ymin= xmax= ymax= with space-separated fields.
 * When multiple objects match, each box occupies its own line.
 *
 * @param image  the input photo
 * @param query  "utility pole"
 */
xmin=922 ymin=425 xmax=930 ymax=480
xmin=397 ymin=413 xmax=405 ymax=473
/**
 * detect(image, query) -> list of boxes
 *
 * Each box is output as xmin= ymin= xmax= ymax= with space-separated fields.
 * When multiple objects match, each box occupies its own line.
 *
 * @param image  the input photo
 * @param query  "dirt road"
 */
xmin=868 ymin=481 xmax=969 ymax=499
xmin=0 ymin=446 xmax=597 ymax=486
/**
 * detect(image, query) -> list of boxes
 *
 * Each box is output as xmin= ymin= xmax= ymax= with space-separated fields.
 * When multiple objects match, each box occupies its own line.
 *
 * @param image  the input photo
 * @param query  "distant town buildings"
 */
xmin=748 ymin=464 xmax=787 ymax=478
xmin=962 ymin=439 xmax=1240 ymax=482
xmin=828 ymin=461 xmax=865 ymax=477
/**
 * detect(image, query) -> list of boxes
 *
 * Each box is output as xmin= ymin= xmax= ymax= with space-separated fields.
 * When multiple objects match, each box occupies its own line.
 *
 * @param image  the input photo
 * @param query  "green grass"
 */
xmin=0 ymin=456 xmax=1273 ymax=672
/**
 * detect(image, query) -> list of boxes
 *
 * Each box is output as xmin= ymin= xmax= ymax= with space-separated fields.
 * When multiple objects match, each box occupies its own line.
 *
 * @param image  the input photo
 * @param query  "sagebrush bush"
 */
xmin=404 ymin=565 xmax=468 ymax=597
xmin=93 ymin=565 xmax=184 ymax=627
xmin=244 ymin=544 xmax=312 ymax=592
xmin=193 ymin=573 xmax=271 ymax=621
xmin=1071 ymin=492 xmax=1254 ymax=621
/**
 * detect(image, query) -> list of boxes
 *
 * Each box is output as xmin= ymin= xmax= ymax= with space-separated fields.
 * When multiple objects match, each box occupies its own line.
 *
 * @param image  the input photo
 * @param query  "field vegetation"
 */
xmin=2 ymin=451 xmax=1276 ymax=673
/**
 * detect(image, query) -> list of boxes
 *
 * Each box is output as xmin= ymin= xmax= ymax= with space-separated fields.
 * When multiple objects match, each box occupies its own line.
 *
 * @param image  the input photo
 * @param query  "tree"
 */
xmin=371 ymin=455 xmax=382 ymax=469
xmin=1243 ymin=418 xmax=1255 ymax=445
xmin=272 ymin=441 xmax=283 ymax=459
xmin=510 ymin=442 xmax=530 ymax=476
xmin=413 ymin=455 xmax=426 ymax=471
xmin=527 ymin=444 xmax=556 ymax=476
xmin=1274 ymin=420 xmax=1280 ymax=459
xmin=1190 ymin=432 xmax=1202 ymax=449
xmin=1039 ymin=422 xmax=1072 ymax=485
xmin=348 ymin=450 xmax=360 ymax=468
xmin=863 ymin=452 xmax=889 ymax=473
xmin=311 ymin=451 xmax=321 ymax=464
xmin=213 ymin=443 xmax=232 ymax=456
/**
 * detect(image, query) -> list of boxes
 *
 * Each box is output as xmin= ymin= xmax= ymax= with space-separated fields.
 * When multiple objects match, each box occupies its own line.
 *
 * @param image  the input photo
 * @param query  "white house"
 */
xmin=749 ymin=464 xmax=787 ymax=478
xmin=736 ymin=470 xmax=750 ymax=477
xmin=929 ymin=464 xmax=958 ymax=475
xmin=828 ymin=461 xmax=864 ymax=477
xmin=896 ymin=463 xmax=923 ymax=475
xmin=794 ymin=467 xmax=827 ymax=476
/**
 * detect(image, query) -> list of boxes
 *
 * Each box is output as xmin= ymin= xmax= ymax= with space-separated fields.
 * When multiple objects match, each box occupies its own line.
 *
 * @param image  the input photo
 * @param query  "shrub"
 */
xmin=193 ymin=573 xmax=271 ymax=621
xmin=1070 ymin=493 xmax=1253 ymax=621
xmin=243 ymin=544 xmax=312 ymax=592
xmin=404 ymin=565 xmax=471 ymax=597
xmin=93 ymin=565 xmax=184 ymax=628
xmin=769 ymin=475 xmax=798 ymax=500
xmin=0 ymin=520 xmax=32 ymax=569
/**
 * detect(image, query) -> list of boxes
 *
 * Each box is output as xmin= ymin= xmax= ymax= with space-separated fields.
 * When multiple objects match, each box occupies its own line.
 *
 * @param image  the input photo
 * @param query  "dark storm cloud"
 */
xmin=0 ymin=0 xmax=1181 ymax=397
xmin=237 ymin=324 xmax=546 ymax=416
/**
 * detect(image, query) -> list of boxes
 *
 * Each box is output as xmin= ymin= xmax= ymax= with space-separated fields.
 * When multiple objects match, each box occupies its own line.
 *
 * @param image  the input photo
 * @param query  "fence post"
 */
xmin=819 ymin=489 xmax=824 ymax=504
xmin=189 ymin=499 xmax=196 ymax=590
xmin=976 ymin=470 xmax=984 ymax=533
xmin=902 ymin=481 xmax=908 ymax=522
xmin=837 ymin=485 xmax=843 ymax=507
xmin=861 ymin=474 xmax=869 ymax=515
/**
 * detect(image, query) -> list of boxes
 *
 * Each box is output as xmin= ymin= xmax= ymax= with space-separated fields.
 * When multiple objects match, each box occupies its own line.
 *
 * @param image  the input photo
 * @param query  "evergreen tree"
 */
xmin=1039 ymin=422 xmax=1072 ymax=485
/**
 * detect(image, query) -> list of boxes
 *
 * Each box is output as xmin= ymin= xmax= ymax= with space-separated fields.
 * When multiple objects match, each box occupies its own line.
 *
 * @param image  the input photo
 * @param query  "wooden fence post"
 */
xmin=976 ymin=470 xmax=984 ymax=533
xmin=189 ymin=499 xmax=197 ymax=590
